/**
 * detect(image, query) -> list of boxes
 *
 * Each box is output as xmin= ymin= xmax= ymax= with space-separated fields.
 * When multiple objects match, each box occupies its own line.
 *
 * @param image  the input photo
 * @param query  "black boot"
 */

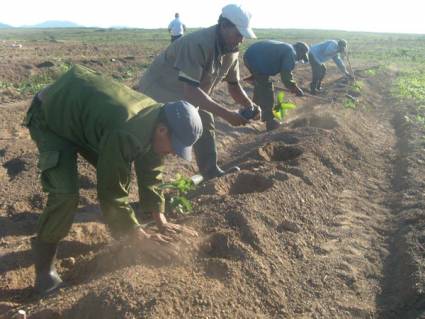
xmin=196 ymin=151 xmax=240 ymax=180
xmin=194 ymin=111 xmax=239 ymax=180
xmin=310 ymin=82 xmax=318 ymax=95
xmin=31 ymin=237 xmax=63 ymax=296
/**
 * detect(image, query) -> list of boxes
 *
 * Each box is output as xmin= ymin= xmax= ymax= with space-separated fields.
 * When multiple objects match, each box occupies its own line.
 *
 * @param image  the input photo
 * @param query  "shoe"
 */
xmin=31 ymin=237 xmax=63 ymax=296
xmin=266 ymin=119 xmax=281 ymax=131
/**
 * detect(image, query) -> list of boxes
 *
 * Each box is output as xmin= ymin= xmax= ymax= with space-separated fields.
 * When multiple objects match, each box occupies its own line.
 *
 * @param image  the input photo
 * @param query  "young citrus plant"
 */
xmin=158 ymin=174 xmax=196 ymax=215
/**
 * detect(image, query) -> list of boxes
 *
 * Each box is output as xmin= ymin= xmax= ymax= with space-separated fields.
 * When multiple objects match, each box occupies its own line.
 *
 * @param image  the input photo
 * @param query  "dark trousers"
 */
xmin=192 ymin=110 xmax=220 ymax=178
xmin=309 ymin=52 xmax=326 ymax=90
xmin=244 ymin=56 xmax=275 ymax=122
xmin=24 ymin=96 xmax=79 ymax=243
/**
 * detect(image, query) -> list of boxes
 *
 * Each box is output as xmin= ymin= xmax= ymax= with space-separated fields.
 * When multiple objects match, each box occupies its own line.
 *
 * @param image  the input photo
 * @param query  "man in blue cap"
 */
xmin=24 ymin=64 xmax=203 ymax=295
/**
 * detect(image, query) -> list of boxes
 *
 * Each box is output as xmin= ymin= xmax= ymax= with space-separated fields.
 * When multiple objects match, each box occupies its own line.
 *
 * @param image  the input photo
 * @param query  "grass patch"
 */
xmin=15 ymin=63 xmax=72 ymax=96
xmin=0 ymin=81 xmax=12 ymax=89
xmin=396 ymin=73 xmax=425 ymax=103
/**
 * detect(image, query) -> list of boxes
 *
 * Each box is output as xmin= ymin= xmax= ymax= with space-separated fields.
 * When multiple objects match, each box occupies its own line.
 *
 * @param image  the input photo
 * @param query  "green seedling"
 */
xmin=0 ymin=81 xmax=11 ymax=89
xmin=343 ymin=98 xmax=357 ymax=109
xmin=158 ymin=174 xmax=196 ymax=215
xmin=351 ymin=80 xmax=364 ymax=93
xmin=366 ymin=69 xmax=377 ymax=76
xmin=273 ymin=91 xmax=297 ymax=121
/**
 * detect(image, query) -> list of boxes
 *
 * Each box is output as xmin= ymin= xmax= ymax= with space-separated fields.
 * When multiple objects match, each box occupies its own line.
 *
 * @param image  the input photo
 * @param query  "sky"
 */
xmin=1 ymin=0 xmax=424 ymax=34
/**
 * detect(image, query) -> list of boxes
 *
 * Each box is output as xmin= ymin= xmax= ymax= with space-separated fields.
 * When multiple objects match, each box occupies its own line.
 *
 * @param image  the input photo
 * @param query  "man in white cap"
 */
xmin=137 ymin=4 xmax=261 ymax=180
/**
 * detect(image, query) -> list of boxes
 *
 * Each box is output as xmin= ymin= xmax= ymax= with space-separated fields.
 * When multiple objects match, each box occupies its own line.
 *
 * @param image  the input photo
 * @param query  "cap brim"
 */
xmin=237 ymin=26 xmax=256 ymax=39
xmin=171 ymin=134 xmax=193 ymax=161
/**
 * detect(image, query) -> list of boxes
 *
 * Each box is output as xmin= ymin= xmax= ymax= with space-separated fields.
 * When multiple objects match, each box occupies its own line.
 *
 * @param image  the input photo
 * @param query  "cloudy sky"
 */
xmin=1 ymin=0 xmax=424 ymax=34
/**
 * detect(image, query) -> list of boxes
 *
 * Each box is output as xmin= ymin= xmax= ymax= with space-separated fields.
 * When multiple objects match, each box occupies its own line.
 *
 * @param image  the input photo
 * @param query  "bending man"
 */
xmin=309 ymin=39 xmax=353 ymax=94
xmin=25 ymin=64 xmax=202 ymax=295
xmin=243 ymin=40 xmax=309 ymax=131
xmin=138 ymin=4 xmax=260 ymax=180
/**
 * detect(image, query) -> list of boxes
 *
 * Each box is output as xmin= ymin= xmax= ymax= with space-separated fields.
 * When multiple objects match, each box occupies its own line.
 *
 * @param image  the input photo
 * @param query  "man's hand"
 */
xmin=159 ymin=222 xmax=199 ymax=238
xmin=239 ymin=104 xmax=262 ymax=121
xmin=153 ymin=212 xmax=199 ymax=238
xmin=129 ymin=226 xmax=179 ymax=260
xmin=223 ymin=110 xmax=249 ymax=126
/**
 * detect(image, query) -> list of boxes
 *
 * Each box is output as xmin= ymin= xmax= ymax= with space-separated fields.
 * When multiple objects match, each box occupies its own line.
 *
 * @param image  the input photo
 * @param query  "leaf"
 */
xmin=277 ymin=91 xmax=285 ymax=104
xmin=159 ymin=174 xmax=196 ymax=215
xmin=281 ymin=102 xmax=296 ymax=110
xmin=170 ymin=196 xmax=192 ymax=214
xmin=273 ymin=91 xmax=297 ymax=121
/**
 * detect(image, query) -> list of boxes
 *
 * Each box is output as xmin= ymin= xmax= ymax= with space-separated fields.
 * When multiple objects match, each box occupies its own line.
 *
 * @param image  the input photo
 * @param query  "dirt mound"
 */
xmin=290 ymin=113 xmax=340 ymax=130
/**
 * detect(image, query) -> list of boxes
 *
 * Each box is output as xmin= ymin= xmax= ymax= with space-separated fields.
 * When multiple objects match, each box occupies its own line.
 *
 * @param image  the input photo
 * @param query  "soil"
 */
xmin=1 ymin=63 xmax=424 ymax=319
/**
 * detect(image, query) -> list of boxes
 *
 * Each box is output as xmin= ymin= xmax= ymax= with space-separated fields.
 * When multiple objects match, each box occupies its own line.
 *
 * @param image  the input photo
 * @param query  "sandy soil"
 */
xmin=1 ymin=64 xmax=424 ymax=318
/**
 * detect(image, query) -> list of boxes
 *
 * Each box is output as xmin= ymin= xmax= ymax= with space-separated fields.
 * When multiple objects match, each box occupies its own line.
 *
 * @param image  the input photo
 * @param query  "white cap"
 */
xmin=221 ymin=4 xmax=256 ymax=39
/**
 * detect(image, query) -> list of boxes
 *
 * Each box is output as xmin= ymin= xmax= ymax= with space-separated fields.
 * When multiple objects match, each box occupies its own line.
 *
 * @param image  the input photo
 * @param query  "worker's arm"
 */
xmin=333 ymin=55 xmax=350 ymax=76
xmin=182 ymin=81 xmax=247 ymax=126
xmin=280 ymin=70 xmax=303 ymax=96
xmin=173 ymin=40 xmax=247 ymax=126
xmin=134 ymin=148 xmax=165 ymax=215
xmin=96 ymin=130 xmax=142 ymax=237
xmin=97 ymin=131 xmax=178 ymax=256
xmin=227 ymin=81 xmax=254 ymax=106
xmin=134 ymin=147 xmax=198 ymax=238
xmin=227 ymin=81 xmax=262 ymax=120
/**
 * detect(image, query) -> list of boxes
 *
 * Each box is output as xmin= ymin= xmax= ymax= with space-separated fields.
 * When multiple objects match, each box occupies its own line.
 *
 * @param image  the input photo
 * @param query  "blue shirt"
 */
xmin=310 ymin=40 xmax=347 ymax=74
xmin=244 ymin=40 xmax=296 ymax=76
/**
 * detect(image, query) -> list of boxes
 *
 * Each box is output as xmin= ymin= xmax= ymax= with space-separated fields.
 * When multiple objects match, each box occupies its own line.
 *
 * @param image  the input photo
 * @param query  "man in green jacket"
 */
xmin=137 ymin=4 xmax=260 ymax=180
xmin=25 ymin=64 xmax=203 ymax=295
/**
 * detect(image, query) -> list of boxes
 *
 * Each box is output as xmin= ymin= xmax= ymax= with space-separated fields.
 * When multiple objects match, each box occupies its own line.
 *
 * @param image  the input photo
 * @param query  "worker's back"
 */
xmin=41 ymin=65 xmax=159 ymax=153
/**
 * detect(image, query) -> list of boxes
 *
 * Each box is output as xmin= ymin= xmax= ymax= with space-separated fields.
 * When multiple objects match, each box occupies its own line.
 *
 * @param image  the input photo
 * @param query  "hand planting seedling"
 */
xmin=158 ymin=174 xmax=196 ymax=215
xmin=273 ymin=91 xmax=297 ymax=121
xmin=239 ymin=105 xmax=260 ymax=120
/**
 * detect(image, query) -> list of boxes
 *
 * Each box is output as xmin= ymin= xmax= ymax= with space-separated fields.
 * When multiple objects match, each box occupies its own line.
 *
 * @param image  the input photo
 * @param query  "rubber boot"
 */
xmin=316 ymin=80 xmax=323 ymax=92
xmin=31 ymin=237 xmax=63 ymax=296
xmin=310 ymin=82 xmax=318 ymax=95
xmin=193 ymin=111 xmax=239 ymax=180
xmin=194 ymin=143 xmax=239 ymax=180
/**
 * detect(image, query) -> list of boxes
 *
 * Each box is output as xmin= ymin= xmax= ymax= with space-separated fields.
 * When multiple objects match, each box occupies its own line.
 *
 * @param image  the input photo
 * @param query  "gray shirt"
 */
xmin=137 ymin=25 xmax=240 ymax=103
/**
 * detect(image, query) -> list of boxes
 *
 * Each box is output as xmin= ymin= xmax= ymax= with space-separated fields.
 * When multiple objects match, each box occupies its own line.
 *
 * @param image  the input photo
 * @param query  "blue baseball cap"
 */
xmin=163 ymin=101 xmax=203 ymax=161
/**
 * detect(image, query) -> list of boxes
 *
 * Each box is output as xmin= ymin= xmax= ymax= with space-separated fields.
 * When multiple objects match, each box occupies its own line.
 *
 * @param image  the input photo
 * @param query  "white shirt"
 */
xmin=168 ymin=18 xmax=185 ymax=36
